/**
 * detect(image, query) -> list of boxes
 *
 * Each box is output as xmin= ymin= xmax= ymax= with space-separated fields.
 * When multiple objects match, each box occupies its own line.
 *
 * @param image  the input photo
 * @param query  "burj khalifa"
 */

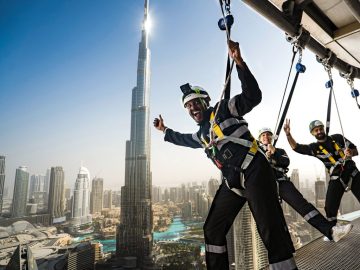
xmin=117 ymin=0 xmax=153 ymax=267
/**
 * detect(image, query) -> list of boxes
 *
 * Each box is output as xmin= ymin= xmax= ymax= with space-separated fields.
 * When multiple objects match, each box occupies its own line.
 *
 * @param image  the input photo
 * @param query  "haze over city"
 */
xmin=1 ymin=0 xmax=359 ymax=192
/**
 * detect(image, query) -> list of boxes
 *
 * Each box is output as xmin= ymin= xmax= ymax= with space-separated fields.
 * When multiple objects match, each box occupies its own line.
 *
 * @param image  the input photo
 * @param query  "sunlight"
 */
xmin=144 ymin=15 xmax=152 ymax=33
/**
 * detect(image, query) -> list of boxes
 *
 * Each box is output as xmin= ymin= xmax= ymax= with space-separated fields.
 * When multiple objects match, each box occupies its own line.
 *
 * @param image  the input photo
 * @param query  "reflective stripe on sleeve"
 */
xmin=228 ymin=96 xmax=239 ymax=117
xmin=205 ymin=244 xmax=227 ymax=254
xmin=304 ymin=210 xmax=319 ymax=221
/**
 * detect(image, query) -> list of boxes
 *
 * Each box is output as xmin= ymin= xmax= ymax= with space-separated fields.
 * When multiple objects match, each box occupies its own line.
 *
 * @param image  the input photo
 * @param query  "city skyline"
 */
xmin=1 ymin=0 xmax=360 ymax=193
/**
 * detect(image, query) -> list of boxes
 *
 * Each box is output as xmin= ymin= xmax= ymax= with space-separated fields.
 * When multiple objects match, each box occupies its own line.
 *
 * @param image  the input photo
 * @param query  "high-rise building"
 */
xmin=152 ymin=186 xmax=161 ymax=203
xmin=90 ymin=178 xmax=103 ymax=214
xmin=103 ymin=190 xmax=113 ymax=209
xmin=71 ymin=167 xmax=91 ymax=226
xmin=12 ymin=166 xmax=30 ymax=217
xmin=112 ymin=190 xmax=121 ymax=208
xmin=117 ymin=1 xmax=153 ymax=267
xmin=227 ymin=225 xmax=236 ymax=270
xmin=208 ymin=178 xmax=219 ymax=198
xmin=182 ymin=201 xmax=192 ymax=219
xmin=48 ymin=167 xmax=66 ymax=223
xmin=66 ymin=242 xmax=96 ymax=270
xmin=315 ymin=178 xmax=326 ymax=208
xmin=44 ymin=168 xmax=51 ymax=203
xmin=0 ymin=156 xmax=5 ymax=214
xmin=290 ymin=169 xmax=300 ymax=190
xmin=198 ymin=193 xmax=210 ymax=218
xmin=233 ymin=203 xmax=268 ymax=270
xmin=28 ymin=174 xmax=45 ymax=200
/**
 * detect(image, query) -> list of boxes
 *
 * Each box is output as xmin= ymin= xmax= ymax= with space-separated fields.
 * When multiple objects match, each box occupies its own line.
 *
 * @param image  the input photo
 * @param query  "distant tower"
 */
xmin=72 ymin=166 xmax=92 ymax=226
xmin=117 ymin=0 xmax=153 ymax=267
xmin=208 ymin=178 xmax=219 ymax=198
xmin=48 ymin=167 xmax=66 ymax=223
xmin=233 ymin=203 xmax=268 ymax=270
xmin=103 ymin=190 xmax=113 ymax=209
xmin=0 ymin=156 xmax=5 ymax=214
xmin=11 ymin=166 xmax=30 ymax=218
xmin=28 ymin=174 xmax=45 ymax=199
xmin=91 ymin=178 xmax=104 ymax=214
xmin=315 ymin=178 xmax=326 ymax=208
xmin=44 ymin=168 xmax=51 ymax=198
xmin=290 ymin=169 xmax=300 ymax=190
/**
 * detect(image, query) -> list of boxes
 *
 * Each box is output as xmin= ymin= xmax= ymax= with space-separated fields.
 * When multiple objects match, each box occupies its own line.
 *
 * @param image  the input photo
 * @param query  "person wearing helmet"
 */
xmin=258 ymin=127 xmax=352 ymax=242
xmin=284 ymin=118 xmax=359 ymax=230
xmin=154 ymin=40 xmax=297 ymax=270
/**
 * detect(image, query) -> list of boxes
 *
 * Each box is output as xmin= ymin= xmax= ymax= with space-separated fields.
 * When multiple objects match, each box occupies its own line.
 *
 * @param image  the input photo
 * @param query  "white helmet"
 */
xmin=258 ymin=127 xmax=273 ymax=139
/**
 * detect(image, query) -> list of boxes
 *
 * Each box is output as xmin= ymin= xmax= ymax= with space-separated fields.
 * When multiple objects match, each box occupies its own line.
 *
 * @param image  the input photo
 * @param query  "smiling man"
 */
xmin=258 ymin=127 xmax=352 ymax=243
xmin=154 ymin=40 xmax=297 ymax=270
xmin=284 ymin=119 xmax=360 ymax=229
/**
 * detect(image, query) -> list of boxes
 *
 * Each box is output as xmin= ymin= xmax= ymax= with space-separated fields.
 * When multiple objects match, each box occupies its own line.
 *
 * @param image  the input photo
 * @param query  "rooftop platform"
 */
xmin=296 ymin=212 xmax=360 ymax=269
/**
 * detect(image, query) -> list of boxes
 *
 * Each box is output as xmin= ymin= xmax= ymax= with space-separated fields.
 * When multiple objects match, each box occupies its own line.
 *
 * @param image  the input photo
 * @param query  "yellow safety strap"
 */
xmin=319 ymin=140 xmax=345 ymax=165
xmin=333 ymin=141 xmax=345 ymax=159
xmin=319 ymin=145 xmax=336 ymax=164
xmin=202 ymin=112 xmax=258 ymax=173
xmin=249 ymin=139 xmax=258 ymax=155
xmin=210 ymin=112 xmax=224 ymax=140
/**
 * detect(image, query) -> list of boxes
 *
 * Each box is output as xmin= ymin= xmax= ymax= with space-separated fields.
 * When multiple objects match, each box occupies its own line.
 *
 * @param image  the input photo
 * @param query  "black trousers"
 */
xmin=279 ymin=180 xmax=333 ymax=239
xmin=203 ymin=153 xmax=296 ymax=270
xmin=325 ymin=170 xmax=360 ymax=226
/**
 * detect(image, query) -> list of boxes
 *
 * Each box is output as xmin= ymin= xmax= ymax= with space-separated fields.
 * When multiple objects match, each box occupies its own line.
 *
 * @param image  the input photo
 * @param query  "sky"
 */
xmin=1 ymin=0 xmax=359 ymax=193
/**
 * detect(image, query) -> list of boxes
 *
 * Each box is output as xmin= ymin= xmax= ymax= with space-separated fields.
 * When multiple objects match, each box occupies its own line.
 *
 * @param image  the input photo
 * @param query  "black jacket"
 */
xmin=294 ymin=134 xmax=357 ymax=177
xmin=260 ymin=144 xmax=289 ymax=180
xmin=164 ymin=63 xmax=262 ymax=187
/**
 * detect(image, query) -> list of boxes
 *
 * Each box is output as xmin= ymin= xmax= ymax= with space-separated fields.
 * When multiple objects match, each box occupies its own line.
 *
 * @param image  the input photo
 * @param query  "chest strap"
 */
xmin=319 ymin=140 xmax=345 ymax=175
xmin=201 ymin=112 xmax=258 ymax=171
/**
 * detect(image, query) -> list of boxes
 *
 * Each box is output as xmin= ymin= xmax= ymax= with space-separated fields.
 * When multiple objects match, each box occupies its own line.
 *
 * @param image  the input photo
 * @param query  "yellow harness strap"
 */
xmin=210 ymin=111 xmax=224 ymax=139
xmin=333 ymin=141 xmax=345 ymax=159
xmin=249 ymin=139 xmax=258 ymax=155
xmin=318 ymin=140 xmax=345 ymax=165
xmin=319 ymin=145 xmax=336 ymax=164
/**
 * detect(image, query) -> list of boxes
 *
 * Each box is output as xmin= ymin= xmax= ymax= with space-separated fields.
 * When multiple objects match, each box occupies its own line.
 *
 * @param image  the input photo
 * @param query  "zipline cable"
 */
xmin=273 ymin=51 xmax=305 ymax=147
xmin=211 ymin=0 xmax=235 ymax=142
xmin=273 ymin=27 xmax=310 ymax=146
xmin=273 ymin=46 xmax=298 ymax=137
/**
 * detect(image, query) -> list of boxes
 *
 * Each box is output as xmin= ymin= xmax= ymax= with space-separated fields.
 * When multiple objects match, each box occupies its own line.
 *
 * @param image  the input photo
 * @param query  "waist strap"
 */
xmin=330 ymin=168 xmax=359 ymax=192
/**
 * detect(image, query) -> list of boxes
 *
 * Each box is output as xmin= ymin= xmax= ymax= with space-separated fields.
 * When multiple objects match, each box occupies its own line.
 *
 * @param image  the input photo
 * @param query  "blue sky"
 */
xmin=1 ymin=0 xmax=359 ymax=193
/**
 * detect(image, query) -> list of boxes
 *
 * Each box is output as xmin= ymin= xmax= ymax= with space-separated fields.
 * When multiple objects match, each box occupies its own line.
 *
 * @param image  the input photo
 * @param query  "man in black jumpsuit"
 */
xmin=153 ymin=40 xmax=297 ymax=270
xmin=284 ymin=119 xmax=360 ymax=228
xmin=258 ymin=127 xmax=352 ymax=242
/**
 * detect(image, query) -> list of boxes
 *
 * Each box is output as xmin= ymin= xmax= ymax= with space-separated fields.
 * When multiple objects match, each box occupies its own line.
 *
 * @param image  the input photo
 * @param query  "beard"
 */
xmin=315 ymin=132 xmax=326 ymax=141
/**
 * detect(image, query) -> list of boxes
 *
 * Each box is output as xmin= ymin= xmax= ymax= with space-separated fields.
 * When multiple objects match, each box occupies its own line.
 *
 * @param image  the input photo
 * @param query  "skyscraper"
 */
xmin=117 ymin=0 xmax=153 ymax=267
xmin=28 ymin=174 xmax=45 ymax=199
xmin=12 ymin=166 xmax=30 ymax=217
xmin=90 ymin=178 xmax=103 ymax=214
xmin=315 ymin=178 xmax=326 ymax=208
xmin=48 ymin=167 xmax=66 ymax=223
xmin=72 ymin=166 xmax=92 ymax=226
xmin=44 ymin=168 xmax=51 ymax=197
xmin=233 ymin=204 xmax=268 ymax=270
xmin=0 ymin=156 xmax=5 ymax=214
xmin=208 ymin=178 xmax=219 ymax=198
xmin=103 ymin=190 xmax=113 ymax=209
xmin=290 ymin=169 xmax=300 ymax=190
